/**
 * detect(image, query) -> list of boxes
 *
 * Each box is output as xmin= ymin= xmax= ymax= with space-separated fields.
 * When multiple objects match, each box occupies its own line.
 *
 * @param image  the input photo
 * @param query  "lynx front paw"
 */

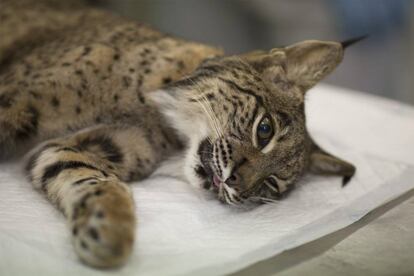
xmin=70 ymin=180 xmax=136 ymax=268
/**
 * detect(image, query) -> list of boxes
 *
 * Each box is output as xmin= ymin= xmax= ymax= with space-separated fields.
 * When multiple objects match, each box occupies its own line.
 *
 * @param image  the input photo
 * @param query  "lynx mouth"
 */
xmin=196 ymin=138 xmax=220 ymax=191
xmin=195 ymin=140 xmax=244 ymax=205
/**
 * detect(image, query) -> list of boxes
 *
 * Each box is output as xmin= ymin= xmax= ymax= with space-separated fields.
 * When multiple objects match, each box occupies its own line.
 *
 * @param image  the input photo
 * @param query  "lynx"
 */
xmin=0 ymin=0 xmax=358 ymax=267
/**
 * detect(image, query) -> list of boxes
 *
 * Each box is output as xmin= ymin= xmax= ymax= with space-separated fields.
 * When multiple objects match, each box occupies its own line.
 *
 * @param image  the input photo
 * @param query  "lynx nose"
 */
xmin=224 ymin=157 xmax=247 ymax=187
xmin=225 ymin=172 xmax=241 ymax=187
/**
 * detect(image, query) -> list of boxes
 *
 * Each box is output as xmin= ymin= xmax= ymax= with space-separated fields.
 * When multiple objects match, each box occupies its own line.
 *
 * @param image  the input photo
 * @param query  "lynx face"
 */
xmin=152 ymin=40 xmax=356 ymax=205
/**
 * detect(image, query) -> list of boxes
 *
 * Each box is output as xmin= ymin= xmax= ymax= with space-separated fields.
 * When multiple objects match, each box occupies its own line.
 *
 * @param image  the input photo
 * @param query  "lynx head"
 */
xmin=151 ymin=39 xmax=358 ymax=205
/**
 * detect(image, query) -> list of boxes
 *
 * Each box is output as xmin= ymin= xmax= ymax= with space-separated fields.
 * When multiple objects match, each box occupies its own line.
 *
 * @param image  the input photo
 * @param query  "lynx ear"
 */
xmin=284 ymin=40 xmax=344 ymax=91
xmin=242 ymin=37 xmax=367 ymax=92
xmin=240 ymin=49 xmax=286 ymax=73
xmin=308 ymin=144 xmax=356 ymax=186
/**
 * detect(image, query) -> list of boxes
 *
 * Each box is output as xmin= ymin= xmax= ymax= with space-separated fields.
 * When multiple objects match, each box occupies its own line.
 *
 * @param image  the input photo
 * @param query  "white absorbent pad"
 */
xmin=1 ymin=84 xmax=414 ymax=276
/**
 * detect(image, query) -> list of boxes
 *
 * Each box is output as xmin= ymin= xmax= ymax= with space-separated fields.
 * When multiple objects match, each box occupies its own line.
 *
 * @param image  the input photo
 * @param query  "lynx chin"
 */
xmin=0 ymin=0 xmax=358 ymax=268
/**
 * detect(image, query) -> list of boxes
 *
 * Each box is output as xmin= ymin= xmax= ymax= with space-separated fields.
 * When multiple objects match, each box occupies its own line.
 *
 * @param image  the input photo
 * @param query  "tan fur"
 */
xmin=0 ymin=0 xmax=355 ymax=268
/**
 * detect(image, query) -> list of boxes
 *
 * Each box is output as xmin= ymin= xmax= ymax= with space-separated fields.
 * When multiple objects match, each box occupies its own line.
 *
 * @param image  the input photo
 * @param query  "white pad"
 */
xmin=1 ymin=84 xmax=414 ymax=275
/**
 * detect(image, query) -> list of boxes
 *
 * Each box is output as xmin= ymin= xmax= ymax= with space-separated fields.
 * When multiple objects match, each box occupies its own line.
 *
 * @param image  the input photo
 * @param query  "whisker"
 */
xmin=248 ymin=196 xmax=281 ymax=204
xmin=189 ymin=79 xmax=221 ymax=140
xmin=195 ymin=81 xmax=224 ymax=140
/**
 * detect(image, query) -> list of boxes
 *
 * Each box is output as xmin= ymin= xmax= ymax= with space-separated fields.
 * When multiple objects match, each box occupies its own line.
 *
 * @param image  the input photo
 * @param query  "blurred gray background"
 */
xmin=92 ymin=0 xmax=414 ymax=104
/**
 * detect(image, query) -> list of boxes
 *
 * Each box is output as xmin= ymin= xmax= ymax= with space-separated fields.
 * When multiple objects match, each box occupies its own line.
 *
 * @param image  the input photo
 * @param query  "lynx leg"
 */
xmin=24 ymin=124 xmax=174 ymax=267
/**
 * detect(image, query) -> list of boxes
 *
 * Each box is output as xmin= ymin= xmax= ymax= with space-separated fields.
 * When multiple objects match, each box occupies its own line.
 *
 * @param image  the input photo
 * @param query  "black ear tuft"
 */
xmin=341 ymin=35 xmax=369 ymax=49
xmin=342 ymin=175 xmax=353 ymax=187
xmin=308 ymin=143 xmax=356 ymax=186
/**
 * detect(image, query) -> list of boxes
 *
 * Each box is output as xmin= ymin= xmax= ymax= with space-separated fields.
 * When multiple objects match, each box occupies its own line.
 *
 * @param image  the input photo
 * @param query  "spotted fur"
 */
xmin=1 ymin=0 xmax=356 ymax=268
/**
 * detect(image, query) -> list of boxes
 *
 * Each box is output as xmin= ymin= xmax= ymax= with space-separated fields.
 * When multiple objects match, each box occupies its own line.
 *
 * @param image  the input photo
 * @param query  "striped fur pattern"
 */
xmin=0 ymin=0 xmax=356 ymax=268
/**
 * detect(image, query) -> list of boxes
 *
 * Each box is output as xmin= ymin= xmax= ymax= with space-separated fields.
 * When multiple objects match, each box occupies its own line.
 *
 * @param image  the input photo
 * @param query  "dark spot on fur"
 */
xmin=81 ymin=81 xmax=88 ymax=90
xmin=80 ymin=240 xmax=88 ymax=250
xmin=137 ymin=93 xmax=146 ymax=104
xmin=51 ymin=96 xmax=60 ymax=108
xmin=74 ymin=70 xmax=83 ymax=76
xmin=95 ymin=211 xmax=105 ymax=218
xmin=113 ymin=53 xmax=120 ymax=60
xmin=94 ymin=190 xmax=103 ymax=196
xmin=88 ymin=227 xmax=99 ymax=241
xmin=0 ymin=93 xmax=14 ymax=108
xmin=113 ymin=94 xmax=119 ymax=102
xmin=72 ymin=227 xmax=78 ymax=236
xmin=82 ymin=46 xmax=92 ymax=56
xmin=29 ymin=90 xmax=41 ymax=99
xmin=162 ymin=77 xmax=172 ymax=85
xmin=75 ymin=106 xmax=81 ymax=114
xmin=85 ymin=60 xmax=94 ymax=67
xmin=164 ymin=56 xmax=173 ymax=63
xmin=219 ymin=142 xmax=224 ymax=150
xmin=144 ymin=68 xmax=151 ymax=74
xmin=61 ymin=62 xmax=71 ymax=67
xmin=206 ymin=93 xmax=215 ymax=100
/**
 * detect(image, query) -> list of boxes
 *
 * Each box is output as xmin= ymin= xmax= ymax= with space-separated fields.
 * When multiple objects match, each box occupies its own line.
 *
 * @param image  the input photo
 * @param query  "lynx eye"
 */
xmin=257 ymin=115 xmax=274 ymax=147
